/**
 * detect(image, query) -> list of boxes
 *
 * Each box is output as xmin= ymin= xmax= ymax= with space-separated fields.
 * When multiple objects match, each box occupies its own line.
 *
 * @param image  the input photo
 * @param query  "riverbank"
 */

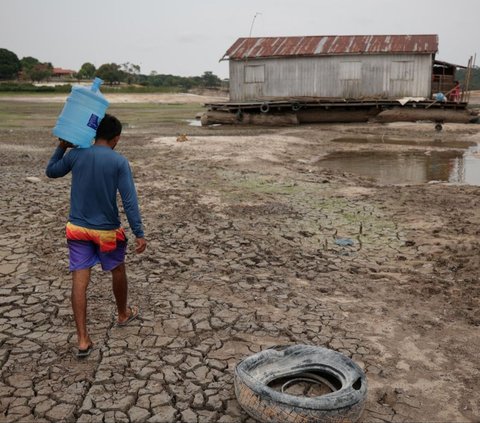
xmin=0 ymin=97 xmax=479 ymax=422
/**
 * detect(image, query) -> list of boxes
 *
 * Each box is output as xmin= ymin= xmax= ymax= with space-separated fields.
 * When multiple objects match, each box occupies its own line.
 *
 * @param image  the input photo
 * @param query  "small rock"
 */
xmin=25 ymin=176 xmax=41 ymax=183
xmin=45 ymin=404 xmax=76 ymax=421
xmin=206 ymin=394 xmax=222 ymax=410
xmin=192 ymin=392 xmax=204 ymax=408
xmin=128 ymin=406 xmax=150 ymax=422
xmin=181 ymin=409 xmax=198 ymax=423
xmin=150 ymin=405 xmax=176 ymax=422
xmin=150 ymin=391 xmax=171 ymax=408
xmin=0 ymin=264 xmax=18 ymax=276
xmin=7 ymin=375 xmax=32 ymax=389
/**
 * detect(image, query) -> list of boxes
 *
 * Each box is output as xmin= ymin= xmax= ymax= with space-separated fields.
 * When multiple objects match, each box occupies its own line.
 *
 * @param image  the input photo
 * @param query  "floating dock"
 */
xmin=202 ymin=98 xmax=474 ymax=126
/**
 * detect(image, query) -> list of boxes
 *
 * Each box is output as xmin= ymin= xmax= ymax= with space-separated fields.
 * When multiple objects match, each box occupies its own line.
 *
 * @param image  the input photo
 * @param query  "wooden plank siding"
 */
xmin=229 ymin=54 xmax=433 ymax=101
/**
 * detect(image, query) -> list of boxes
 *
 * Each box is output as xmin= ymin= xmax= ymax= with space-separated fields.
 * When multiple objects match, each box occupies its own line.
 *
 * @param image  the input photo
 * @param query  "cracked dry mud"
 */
xmin=0 ymin=97 xmax=480 ymax=422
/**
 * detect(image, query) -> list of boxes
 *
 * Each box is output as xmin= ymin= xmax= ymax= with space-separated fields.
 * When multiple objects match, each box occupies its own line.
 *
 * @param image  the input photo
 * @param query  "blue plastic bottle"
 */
xmin=53 ymin=77 xmax=109 ymax=148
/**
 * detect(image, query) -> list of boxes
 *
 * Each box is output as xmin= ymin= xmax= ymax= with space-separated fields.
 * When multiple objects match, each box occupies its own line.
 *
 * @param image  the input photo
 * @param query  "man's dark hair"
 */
xmin=95 ymin=114 xmax=122 ymax=141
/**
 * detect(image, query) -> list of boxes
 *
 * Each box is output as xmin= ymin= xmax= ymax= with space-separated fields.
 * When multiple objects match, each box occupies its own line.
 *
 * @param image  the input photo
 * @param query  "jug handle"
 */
xmin=91 ymin=77 xmax=104 ymax=92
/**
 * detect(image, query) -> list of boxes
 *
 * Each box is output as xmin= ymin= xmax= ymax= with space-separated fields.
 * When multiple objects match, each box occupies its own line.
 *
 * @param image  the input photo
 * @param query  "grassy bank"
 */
xmin=0 ymin=82 xmax=193 ymax=94
xmin=0 ymin=100 xmax=203 ymax=129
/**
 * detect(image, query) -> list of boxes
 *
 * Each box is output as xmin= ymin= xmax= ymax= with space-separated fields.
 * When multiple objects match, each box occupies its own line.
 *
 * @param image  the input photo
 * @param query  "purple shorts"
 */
xmin=67 ymin=239 xmax=127 ymax=271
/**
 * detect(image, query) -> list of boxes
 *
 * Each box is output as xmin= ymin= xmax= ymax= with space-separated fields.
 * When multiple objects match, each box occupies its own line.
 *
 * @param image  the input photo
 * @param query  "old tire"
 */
xmin=234 ymin=344 xmax=367 ymax=423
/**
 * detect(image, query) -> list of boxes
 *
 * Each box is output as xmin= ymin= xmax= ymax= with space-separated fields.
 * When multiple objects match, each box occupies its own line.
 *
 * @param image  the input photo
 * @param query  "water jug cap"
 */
xmin=91 ymin=77 xmax=104 ymax=92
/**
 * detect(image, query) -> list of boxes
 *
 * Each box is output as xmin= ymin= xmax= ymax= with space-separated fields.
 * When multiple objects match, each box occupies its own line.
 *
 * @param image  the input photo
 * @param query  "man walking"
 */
xmin=46 ymin=114 xmax=146 ymax=358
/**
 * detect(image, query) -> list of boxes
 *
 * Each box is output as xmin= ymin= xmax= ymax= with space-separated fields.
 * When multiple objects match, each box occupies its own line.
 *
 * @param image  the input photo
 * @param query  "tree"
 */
xmin=20 ymin=58 xmax=52 ymax=82
xmin=201 ymin=71 xmax=221 ymax=87
xmin=20 ymin=56 xmax=40 ymax=72
xmin=120 ymin=62 xmax=141 ymax=84
xmin=28 ymin=63 xmax=52 ymax=82
xmin=19 ymin=56 xmax=40 ymax=81
xmin=0 ymin=48 xmax=21 ymax=80
xmin=77 ymin=62 xmax=96 ymax=80
xmin=95 ymin=63 xmax=123 ymax=85
xmin=457 ymin=66 xmax=480 ymax=90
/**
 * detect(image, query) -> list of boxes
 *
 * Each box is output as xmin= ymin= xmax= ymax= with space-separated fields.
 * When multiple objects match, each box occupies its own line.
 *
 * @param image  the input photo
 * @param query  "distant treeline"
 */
xmin=457 ymin=67 xmax=480 ymax=90
xmin=0 ymin=82 xmax=183 ymax=93
xmin=0 ymin=47 xmax=226 ymax=91
xmin=2 ymin=47 xmax=479 ymax=92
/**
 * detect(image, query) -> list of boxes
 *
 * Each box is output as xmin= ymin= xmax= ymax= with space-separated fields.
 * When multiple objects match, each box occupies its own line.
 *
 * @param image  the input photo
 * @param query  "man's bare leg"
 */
xmin=111 ymin=263 xmax=131 ymax=323
xmin=71 ymin=268 xmax=92 ymax=350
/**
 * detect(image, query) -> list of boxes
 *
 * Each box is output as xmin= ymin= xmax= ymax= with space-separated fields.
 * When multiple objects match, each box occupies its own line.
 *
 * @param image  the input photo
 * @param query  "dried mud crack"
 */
xmin=1 ymin=113 xmax=479 ymax=422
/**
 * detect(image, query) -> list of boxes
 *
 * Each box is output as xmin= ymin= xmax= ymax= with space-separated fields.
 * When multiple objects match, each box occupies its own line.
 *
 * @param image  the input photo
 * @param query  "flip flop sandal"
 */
xmin=76 ymin=344 xmax=93 ymax=359
xmin=117 ymin=305 xmax=140 ymax=327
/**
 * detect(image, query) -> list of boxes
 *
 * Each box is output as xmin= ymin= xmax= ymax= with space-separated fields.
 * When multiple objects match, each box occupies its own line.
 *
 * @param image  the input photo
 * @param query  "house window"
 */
xmin=339 ymin=61 xmax=362 ymax=80
xmin=339 ymin=61 xmax=362 ymax=98
xmin=245 ymin=65 xmax=265 ymax=83
xmin=391 ymin=61 xmax=414 ymax=81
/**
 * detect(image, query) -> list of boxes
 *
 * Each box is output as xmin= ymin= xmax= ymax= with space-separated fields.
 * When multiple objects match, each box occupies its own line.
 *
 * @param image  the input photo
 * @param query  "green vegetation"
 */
xmin=0 ymin=99 xmax=203 ymax=130
xmin=457 ymin=66 xmax=480 ymax=90
xmin=0 ymin=82 xmax=71 ymax=92
xmin=19 ymin=56 xmax=54 ymax=82
xmin=230 ymin=175 xmax=299 ymax=196
xmin=0 ymin=48 xmax=20 ymax=79
xmin=215 ymin=170 xmax=403 ymax=251
xmin=0 ymin=101 xmax=61 ymax=128
xmin=0 ymin=47 xmax=226 ymax=92
xmin=109 ymin=103 xmax=204 ymax=127
xmin=0 ymin=82 xmax=185 ymax=94
xmin=77 ymin=62 xmax=96 ymax=80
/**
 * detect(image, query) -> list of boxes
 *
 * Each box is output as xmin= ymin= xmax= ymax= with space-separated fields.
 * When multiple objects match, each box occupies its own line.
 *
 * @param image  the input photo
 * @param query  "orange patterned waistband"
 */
xmin=66 ymin=222 xmax=126 ymax=253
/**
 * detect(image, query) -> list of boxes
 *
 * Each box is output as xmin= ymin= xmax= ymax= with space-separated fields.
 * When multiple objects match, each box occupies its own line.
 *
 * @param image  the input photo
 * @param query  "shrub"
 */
xmin=0 ymin=82 xmax=72 ymax=92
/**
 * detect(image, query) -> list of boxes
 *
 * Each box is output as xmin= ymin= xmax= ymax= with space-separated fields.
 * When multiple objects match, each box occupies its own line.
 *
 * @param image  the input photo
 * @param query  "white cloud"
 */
xmin=1 ymin=0 xmax=478 ymax=78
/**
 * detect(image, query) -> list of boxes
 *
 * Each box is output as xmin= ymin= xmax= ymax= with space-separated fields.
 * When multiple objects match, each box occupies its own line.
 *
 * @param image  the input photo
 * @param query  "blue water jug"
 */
xmin=53 ymin=77 xmax=109 ymax=148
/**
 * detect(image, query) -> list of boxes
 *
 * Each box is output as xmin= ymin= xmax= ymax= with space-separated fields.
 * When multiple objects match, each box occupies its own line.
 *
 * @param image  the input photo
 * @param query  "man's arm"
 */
xmin=45 ymin=140 xmax=75 ymax=178
xmin=118 ymin=159 xmax=146 ymax=252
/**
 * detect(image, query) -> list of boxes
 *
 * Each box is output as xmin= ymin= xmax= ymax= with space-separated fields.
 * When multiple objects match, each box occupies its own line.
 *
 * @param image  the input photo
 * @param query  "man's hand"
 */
xmin=59 ymin=138 xmax=76 ymax=150
xmin=135 ymin=237 xmax=147 ymax=254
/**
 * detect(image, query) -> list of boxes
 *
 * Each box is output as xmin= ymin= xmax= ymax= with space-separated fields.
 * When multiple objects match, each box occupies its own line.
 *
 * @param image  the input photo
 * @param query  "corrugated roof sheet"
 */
xmin=223 ymin=35 xmax=438 ymax=60
xmin=53 ymin=67 xmax=76 ymax=74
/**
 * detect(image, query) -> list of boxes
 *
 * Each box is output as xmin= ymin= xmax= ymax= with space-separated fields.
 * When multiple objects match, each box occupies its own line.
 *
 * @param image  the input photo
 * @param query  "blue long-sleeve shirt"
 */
xmin=46 ymin=145 xmax=144 ymax=238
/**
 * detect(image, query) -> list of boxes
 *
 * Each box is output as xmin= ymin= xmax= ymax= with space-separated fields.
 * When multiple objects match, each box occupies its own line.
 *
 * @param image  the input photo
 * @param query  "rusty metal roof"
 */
xmin=223 ymin=35 xmax=438 ymax=60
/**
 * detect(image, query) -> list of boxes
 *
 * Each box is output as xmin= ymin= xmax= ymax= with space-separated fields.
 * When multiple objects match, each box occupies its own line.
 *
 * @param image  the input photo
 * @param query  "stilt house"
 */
xmin=222 ymin=34 xmax=441 ymax=101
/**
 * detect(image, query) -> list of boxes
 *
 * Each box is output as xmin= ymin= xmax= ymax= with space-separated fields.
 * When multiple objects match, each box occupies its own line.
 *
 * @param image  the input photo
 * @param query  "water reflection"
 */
xmin=185 ymin=119 xmax=202 ymax=127
xmin=451 ymin=145 xmax=480 ymax=185
xmin=319 ymin=145 xmax=480 ymax=185
xmin=332 ymin=137 xmax=476 ymax=149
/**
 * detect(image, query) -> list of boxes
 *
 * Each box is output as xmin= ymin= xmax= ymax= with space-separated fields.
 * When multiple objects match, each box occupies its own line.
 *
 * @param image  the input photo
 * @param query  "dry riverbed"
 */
xmin=0 ymin=94 xmax=479 ymax=422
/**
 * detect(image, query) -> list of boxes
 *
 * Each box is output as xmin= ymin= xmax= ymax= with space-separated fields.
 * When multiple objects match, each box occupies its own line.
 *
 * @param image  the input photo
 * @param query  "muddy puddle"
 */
xmin=185 ymin=119 xmax=202 ymax=127
xmin=332 ymin=137 xmax=476 ymax=149
xmin=320 ymin=141 xmax=480 ymax=185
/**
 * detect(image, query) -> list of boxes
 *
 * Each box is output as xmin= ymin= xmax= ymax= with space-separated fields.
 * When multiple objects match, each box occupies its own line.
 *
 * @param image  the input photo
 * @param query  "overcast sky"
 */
xmin=1 ymin=0 xmax=479 ymax=78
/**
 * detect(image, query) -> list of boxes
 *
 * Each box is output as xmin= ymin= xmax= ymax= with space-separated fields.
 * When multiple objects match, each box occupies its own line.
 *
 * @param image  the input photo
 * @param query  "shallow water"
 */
xmin=319 ymin=145 xmax=480 ymax=185
xmin=185 ymin=119 xmax=202 ymax=127
xmin=332 ymin=137 xmax=476 ymax=149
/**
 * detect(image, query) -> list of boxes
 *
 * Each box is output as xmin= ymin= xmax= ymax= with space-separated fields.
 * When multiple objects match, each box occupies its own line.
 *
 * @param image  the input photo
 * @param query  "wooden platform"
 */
xmin=201 ymin=98 xmax=476 ymax=126
xmin=204 ymin=97 xmax=468 ymax=113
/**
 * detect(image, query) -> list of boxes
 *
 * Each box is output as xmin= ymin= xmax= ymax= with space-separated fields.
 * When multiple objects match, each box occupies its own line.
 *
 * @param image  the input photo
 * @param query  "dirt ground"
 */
xmin=0 ymin=93 xmax=479 ymax=422
xmin=0 ymin=92 xmax=228 ymax=104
